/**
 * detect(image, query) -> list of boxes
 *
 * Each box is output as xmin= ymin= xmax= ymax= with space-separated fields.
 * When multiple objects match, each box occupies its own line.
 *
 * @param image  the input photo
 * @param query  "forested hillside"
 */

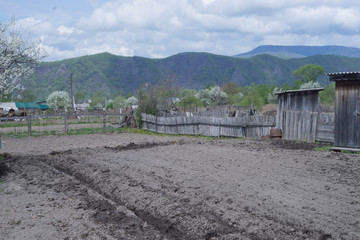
xmin=24 ymin=52 xmax=360 ymax=99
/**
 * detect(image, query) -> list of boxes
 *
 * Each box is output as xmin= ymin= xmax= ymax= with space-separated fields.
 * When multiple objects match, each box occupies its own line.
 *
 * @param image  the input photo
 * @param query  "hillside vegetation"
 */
xmin=24 ymin=52 xmax=360 ymax=99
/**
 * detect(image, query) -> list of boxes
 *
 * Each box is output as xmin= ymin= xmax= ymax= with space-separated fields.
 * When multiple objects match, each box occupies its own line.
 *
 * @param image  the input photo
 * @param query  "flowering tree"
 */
xmin=196 ymin=88 xmax=211 ymax=106
xmin=196 ymin=86 xmax=227 ymax=106
xmin=126 ymin=96 xmax=139 ymax=106
xmin=47 ymin=91 xmax=70 ymax=110
xmin=300 ymin=81 xmax=322 ymax=90
xmin=267 ymin=87 xmax=282 ymax=104
xmin=208 ymin=86 xmax=228 ymax=106
xmin=0 ymin=19 xmax=46 ymax=100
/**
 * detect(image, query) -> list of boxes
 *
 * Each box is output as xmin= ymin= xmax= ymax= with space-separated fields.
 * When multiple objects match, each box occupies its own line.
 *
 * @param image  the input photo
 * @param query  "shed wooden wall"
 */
xmin=334 ymin=80 xmax=360 ymax=148
xmin=276 ymin=91 xmax=321 ymax=129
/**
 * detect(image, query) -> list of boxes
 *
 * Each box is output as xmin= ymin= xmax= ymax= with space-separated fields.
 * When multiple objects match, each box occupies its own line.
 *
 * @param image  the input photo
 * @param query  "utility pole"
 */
xmin=70 ymin=73 xmax=75 ymax=112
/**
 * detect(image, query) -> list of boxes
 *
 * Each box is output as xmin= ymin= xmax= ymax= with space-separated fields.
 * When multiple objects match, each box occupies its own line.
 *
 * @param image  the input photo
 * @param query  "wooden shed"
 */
xmin=274 ymin=88 xmax=324 ymax=141
xmin=327 ymin=72 xmax=360 ymax=150
xmin=275 ymin=88 xmax=324 ymax=129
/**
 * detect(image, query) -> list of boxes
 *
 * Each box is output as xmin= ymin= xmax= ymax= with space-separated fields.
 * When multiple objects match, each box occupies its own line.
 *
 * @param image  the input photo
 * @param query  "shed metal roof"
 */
xmin=274 ymin=88 xmax=324 ymax=95
xmin=326 ymin=72 xmax=360 ymax=81
xmin=325 ymin=71 xmax=360 ymax=76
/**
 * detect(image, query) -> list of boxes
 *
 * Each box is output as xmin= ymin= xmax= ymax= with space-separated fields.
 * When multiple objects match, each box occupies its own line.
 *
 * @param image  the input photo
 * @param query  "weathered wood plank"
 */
xmin=141 ymin=114 xmax=275 ymax=138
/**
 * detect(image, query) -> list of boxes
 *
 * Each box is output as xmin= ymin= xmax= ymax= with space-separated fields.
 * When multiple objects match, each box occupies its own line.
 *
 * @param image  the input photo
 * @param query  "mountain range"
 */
xmin=25 ymin=45 xmax=360 ymax=99
xmin=235 ymin=45 xmax=360 ymax=59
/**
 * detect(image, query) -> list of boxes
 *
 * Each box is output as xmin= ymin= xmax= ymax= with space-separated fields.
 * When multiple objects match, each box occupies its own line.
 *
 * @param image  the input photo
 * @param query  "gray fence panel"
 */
xmin=141 ymin=114 xmax=275 ymax=139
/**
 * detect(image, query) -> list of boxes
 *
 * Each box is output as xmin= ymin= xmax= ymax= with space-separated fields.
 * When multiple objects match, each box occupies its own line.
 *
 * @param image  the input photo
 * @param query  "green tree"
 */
xmin=113 ymin=95 xmax=126 ymax=108
xmin=90 ymin=91 xmax=106 ymax=109
xmin=179 ymin=89 xmax=203 ymax=106
xmin=319 ymin=83 xmax=335 ymax=106
xmin=15 ymin=89 xmax=37 ymax=102
xmin=74 ymin=91 xmax=86 ymax=104
xmin=135 ymin=84 xmax=160 ymax=127
xmin=221 ymin=82 xmax=240 ymax=96
xmin=292 ymin=64 xmax=324 ymax=84
xmin=240 ymin=84 xmax=265 ymax=110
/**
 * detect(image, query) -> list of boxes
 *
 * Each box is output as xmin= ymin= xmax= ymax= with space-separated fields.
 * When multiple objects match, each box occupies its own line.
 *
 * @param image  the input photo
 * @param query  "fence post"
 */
xmin=64 ymin=108 xmax=68 ymax=133
xmin=103 ymin=108 xmax=106 ymax=129
xmin=155 ymin=116 xmax=158 ymax=133
xmin=218 ymin=122 xmax=221 ymax=138
xmin=27 ymin=114 xmax=32 ymax=135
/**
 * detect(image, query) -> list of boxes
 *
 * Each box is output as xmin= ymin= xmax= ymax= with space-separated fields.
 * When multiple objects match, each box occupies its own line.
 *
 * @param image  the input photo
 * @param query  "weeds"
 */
xmin=314 ymin=145 xmax=332 ymax=152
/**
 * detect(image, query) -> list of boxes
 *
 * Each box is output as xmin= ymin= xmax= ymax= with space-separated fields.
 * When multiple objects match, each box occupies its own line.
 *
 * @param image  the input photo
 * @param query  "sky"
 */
xmin=1 ymin=0 xmax=360 ymax=61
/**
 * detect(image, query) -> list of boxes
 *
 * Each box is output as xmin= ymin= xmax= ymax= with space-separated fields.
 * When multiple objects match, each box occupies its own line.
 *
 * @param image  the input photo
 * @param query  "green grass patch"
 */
xmin=313 ymin=145 xmax=332 ymax=152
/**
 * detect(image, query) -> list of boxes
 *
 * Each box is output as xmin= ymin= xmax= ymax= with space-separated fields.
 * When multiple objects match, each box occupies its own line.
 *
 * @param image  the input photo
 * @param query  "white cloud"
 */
xmin=16 ymin=17 xmax=55 ymax=36
xmin=8 ymin=0 xmax=360 ymax=60
xmin=57 ymin=25 xmax=81 ymax=35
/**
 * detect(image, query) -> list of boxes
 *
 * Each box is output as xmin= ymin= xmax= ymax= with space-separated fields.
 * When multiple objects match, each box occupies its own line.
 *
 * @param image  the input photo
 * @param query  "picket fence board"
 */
xmin=282 ymin=110 xmax=318 ymax=142
xmin=142 ymin=112 xmax=335 ymax=142
xmin=316 ymin=113 xmax=335 ymax=143
xmin=141 ymin=113 xmax=275 ymax=138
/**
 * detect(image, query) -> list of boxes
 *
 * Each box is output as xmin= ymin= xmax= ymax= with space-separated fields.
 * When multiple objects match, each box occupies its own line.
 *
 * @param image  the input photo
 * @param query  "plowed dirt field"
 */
xmin=0 ymin=133 xmax=359 ymax=239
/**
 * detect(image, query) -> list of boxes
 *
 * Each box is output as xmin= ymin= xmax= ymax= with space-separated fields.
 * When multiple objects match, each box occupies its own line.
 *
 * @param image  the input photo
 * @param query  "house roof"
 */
xmin=0 ymin=102 xmax=17 ymax=111
xmin=15 ymin=102 xmax=49 ymax=110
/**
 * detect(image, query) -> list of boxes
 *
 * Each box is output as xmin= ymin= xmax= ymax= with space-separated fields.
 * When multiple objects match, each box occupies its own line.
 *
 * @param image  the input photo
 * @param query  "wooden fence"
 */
xmin=316 ymin=112 xmax=335 ymax=143
xmin=281 ymin=110 xmax=334 ymax=142
xmin=0 ymin=112 xmax=126 ymax=135
xmin=142 ymin=112 xmax=335 ymax=142
xmin=141 ymin=113 xmax=275 ymax=138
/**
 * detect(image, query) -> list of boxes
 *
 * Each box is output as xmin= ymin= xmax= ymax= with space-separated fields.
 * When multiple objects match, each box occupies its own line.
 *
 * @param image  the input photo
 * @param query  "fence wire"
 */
xmin=0 ymin=112 xmax=126 ymax=136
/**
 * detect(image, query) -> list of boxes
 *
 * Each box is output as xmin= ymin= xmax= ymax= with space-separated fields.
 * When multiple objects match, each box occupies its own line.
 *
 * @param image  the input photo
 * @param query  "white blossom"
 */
xmin=0 ymin=19 xmax=46 ymax=98
xmin=195 ymin=89 xmax=210 ymax=106
xmin=47 ymin=91 xmax=70 ymax=110
xmin=267 ymin=87 xmax=282 ymax=104
xmin=126 ymin=96 xmax=138 ymax=105
xmin=300 ymin=81 xmax=321 ymax=90
xmin=196 ymin=86 xmax=227 ymax=106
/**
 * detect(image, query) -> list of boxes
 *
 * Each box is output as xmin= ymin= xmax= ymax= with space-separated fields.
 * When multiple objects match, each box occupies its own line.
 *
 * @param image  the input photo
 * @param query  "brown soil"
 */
xmin=0 ymin=133 xmax=359 ymax=239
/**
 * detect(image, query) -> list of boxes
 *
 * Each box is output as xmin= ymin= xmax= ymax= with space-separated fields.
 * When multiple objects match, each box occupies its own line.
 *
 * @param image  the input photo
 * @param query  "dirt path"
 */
xmin=1 ymin=133 xmax=359 ymax=239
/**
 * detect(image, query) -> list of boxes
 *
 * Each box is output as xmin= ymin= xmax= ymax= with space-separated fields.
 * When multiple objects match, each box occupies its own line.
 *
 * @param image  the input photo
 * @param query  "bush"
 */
xmin=135 ymin=85 xmax=160 ymax=127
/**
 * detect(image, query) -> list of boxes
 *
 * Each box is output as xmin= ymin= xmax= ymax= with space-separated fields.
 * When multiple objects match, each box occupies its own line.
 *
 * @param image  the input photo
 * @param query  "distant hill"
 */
xmin=25 ymin=52 xmax=360 ymax=99
xmin=235 ymin=45 xmax=360 ymax=59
